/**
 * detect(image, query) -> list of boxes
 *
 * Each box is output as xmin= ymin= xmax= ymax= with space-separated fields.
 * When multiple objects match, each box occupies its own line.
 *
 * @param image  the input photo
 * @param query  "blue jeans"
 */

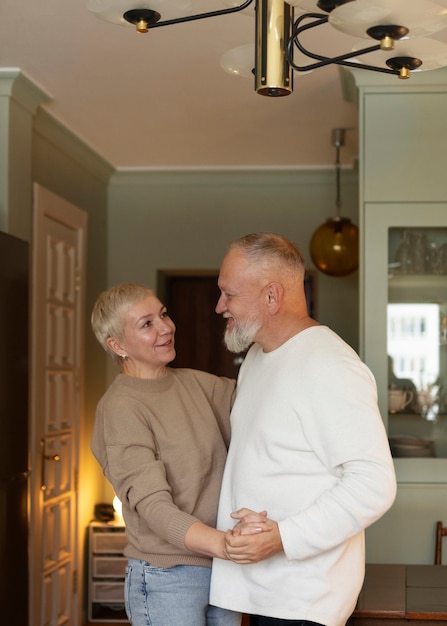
xmin=125 ymin=558 xmax=241 ymax=626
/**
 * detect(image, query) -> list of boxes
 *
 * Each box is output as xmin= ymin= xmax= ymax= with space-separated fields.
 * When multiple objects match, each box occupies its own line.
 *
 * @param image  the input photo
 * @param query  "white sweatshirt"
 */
xmin=210 ymin=326 xmax=396 ymax=626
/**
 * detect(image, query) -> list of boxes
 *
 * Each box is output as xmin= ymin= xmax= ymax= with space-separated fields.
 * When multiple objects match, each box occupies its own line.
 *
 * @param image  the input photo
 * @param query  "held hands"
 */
xmin=231 ymin=508 xmax=271 ymax=536
xmin=223 ymin=508 xmax=283 ymax=564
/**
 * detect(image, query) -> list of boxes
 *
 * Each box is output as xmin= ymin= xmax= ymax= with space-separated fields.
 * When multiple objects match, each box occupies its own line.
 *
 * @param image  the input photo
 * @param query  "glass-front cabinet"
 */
xmin=363 ymin=203 xmax=447 ymax=472
xmin=388 ymin=226 xmax=447 ymax=459
xmin=353 ymin=67 xmax=447 ymax=563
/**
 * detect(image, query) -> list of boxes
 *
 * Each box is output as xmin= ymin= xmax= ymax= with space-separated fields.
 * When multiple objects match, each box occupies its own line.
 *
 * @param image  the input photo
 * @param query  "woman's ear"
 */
xmin=106 ymin=336 xmax=125 ymax=357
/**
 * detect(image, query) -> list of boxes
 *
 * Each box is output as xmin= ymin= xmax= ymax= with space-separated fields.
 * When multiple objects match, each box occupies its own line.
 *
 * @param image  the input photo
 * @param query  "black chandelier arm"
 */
xmin=288 ymin=12 xmax=400 ymax=76
xmin=289 ymin=47 xmax=400 ymax=76
xmin=289 ymin=12 xmax=343 ymax=67
xmin=293 ymin=12 xmax=330 ymax=43
xmin=290 ymin=40 xmax=398 ymax=72
xmin=334 ymin=57 xmax=400 ymax=76
xmin=147 ymin=0 xmax=254 ymax=28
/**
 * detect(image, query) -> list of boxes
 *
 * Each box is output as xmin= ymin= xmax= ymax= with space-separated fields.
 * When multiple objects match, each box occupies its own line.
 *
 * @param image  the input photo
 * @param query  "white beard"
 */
xmin=223 ymin=316 xmax=261 ymax=353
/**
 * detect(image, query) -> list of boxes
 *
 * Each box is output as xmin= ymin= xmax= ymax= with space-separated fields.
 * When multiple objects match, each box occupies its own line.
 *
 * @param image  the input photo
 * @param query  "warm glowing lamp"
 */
xmin=310 ymin=128 xmax=359 ymax=277
xmin=113 ymin=494 xmax=124 ymax=521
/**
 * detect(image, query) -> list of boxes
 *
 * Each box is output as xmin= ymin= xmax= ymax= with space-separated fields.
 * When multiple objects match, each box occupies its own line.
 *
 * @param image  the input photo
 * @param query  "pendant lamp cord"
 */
xmin=332 ymin=127 xmax=345 ymax=221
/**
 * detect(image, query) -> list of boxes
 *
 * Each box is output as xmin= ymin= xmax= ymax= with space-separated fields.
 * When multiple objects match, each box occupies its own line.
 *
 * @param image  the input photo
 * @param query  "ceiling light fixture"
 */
xmin=309 ymin=128 xmax=359 ymax=277
xmin=87 ymin=0 xmax=447 ymax=96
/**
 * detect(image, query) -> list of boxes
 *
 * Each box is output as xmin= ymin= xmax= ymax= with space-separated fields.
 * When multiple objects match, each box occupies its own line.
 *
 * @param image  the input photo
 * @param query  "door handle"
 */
xmin=40 ymin=438 xmax=61 ymax=491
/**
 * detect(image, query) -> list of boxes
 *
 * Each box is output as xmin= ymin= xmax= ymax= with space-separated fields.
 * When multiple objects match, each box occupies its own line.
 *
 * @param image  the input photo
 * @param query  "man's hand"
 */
xmin=223 ymin=508 xmax=283 ymax=564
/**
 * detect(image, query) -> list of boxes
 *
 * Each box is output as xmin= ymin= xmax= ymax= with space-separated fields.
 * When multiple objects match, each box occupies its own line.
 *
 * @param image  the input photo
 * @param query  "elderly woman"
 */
xmin=91 ymin=283 xmax=251 ymax=626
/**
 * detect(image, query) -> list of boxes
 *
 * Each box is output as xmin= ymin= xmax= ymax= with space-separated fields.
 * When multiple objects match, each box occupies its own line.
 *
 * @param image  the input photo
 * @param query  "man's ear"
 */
xmin=266 ymin=282 xmax=283 ymax=313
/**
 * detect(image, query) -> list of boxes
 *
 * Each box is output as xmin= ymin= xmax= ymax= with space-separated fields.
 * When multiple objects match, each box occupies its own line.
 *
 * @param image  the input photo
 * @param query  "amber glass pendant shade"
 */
xmin=310 ymin=128 xmax=359 ymax=277
xmin=310 ymin=216 xmax=359 ymax=276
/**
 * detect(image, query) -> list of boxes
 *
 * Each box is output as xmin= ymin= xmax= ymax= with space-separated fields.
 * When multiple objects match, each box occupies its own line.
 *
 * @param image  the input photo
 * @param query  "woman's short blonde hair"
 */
xmin=91 ymin=283 xmax=154 ymax=364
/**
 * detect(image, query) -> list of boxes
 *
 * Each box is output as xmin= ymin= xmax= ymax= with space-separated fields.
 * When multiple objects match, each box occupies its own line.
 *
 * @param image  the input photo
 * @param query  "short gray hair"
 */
xmin=229 ymin=232 xmax=305 ymax=281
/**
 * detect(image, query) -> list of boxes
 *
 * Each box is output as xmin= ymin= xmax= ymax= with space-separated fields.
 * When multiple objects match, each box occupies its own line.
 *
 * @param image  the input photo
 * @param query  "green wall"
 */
xmin=108 ymin=167 xmax=359 ymax=354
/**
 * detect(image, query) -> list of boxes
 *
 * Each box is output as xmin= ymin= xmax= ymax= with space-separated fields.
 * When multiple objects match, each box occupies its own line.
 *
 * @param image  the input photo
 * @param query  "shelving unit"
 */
xmin=88 ymin=521 xmax=127 ymax=623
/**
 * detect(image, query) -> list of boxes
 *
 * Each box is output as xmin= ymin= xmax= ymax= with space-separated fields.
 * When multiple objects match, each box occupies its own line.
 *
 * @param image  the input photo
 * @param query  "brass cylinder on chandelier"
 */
xmin=255 ymin=0 xmax=293 ymax=96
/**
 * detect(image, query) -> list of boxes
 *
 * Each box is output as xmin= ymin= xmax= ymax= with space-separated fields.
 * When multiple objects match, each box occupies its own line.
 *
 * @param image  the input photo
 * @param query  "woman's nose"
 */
xmin=159 ymin=318 xmax=174 ymax=333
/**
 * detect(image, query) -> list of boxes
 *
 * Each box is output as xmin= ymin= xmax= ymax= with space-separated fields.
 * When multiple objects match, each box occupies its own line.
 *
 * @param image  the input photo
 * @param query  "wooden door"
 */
xmin=30 ymin=184 xmax=87 ymax=626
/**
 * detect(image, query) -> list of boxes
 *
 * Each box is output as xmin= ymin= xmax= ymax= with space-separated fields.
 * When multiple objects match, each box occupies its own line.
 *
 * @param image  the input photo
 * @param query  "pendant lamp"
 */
xmin=310 ymin=128 xmax=359 ymax=277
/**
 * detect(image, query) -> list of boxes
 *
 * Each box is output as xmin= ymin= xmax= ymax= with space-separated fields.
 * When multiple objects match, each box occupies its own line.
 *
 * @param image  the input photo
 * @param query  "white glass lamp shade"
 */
xmin=220 ymin=44 xmax=255 ymax=78
xmin=221 ymin=43 xmax=314 ymax=77
xmin=352 ymin=37 xmax=447 ymax=71
xmin=87 ymin=0 xmax=193 ymax=25
xmin=329 ymin=0 xmax=447 ymax=39
xmin=289 ymin=0 xmax=341 ymax=12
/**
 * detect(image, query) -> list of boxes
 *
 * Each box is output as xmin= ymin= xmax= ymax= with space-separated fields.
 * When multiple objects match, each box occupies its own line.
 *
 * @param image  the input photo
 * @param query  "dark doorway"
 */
xmin=158 ymin=270 xmax=242 ymax=379
xmin=0 ymin=231 xmax=29 ymax=626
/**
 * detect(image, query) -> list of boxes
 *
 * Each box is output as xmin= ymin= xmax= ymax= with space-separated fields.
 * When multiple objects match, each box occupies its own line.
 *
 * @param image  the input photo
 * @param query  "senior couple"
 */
xmin=91 ymin=232 xmax=397 ymax=626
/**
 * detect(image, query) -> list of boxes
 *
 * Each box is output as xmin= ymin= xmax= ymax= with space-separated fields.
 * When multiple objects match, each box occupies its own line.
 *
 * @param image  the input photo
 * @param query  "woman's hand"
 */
xmin=230 ymin=508 xmax=271 ymax=536
xmin=224 ymin=523 xmax=283 ymax=564
xmin=223 ymin=508 xmax=284 ymax=564
xmin=184 ymin=517 xmax=268 ymax=561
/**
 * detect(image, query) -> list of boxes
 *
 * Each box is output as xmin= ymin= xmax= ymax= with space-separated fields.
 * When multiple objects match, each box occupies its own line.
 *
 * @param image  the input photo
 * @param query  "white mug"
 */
xmin=389 ymin=389 xmax=414 ymax=413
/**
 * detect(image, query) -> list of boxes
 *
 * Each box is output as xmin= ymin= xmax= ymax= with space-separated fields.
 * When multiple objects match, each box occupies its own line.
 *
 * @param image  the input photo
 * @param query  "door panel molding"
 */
xmin=31 ymin=183 xmax=87 ymax=626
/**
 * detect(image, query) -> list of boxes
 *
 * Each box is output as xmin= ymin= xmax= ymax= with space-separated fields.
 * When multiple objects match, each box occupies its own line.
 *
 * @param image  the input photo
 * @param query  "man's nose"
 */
xmin=215 ymin=294 xmax=226 ymax=314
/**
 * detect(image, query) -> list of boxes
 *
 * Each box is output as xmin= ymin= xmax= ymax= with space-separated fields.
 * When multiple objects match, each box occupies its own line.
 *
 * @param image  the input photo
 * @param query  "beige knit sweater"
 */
xmin=91 ymin=368 xmax=235 ymax=568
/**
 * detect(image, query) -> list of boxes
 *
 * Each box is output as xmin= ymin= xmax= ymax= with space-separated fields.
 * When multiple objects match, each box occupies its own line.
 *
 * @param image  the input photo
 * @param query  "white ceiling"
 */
xmin=2 ymin=0 xmax=445 ymax=170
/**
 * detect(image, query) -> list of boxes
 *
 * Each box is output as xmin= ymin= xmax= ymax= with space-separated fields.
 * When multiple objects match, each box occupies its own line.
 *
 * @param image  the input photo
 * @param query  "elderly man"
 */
xmin=210 ymin=232 xmax=396 ymax=626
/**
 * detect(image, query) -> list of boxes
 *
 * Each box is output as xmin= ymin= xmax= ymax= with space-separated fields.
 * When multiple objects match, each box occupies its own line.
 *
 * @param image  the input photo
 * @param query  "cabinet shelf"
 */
xmin=388 ymin=274 xmax=447 ymax=303
xmin=88 ymin=521 xmax=127 ymax=623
